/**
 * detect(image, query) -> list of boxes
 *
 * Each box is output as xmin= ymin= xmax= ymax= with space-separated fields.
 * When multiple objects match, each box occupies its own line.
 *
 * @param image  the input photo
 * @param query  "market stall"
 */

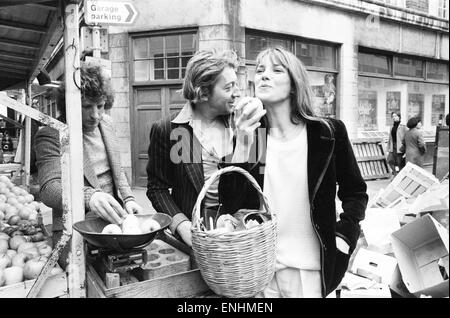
xmin=0 ymin=0 xmax=85 ymax=298
xmin=0 ymin=0 xmax=213 ymax=299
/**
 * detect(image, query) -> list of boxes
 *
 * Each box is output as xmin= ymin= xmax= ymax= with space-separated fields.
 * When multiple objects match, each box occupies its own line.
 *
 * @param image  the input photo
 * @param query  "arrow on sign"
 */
xmin=84 ymin=0 xmax=138 ymax=25
xmin=125 ymin=3 xmax=134 ymax=23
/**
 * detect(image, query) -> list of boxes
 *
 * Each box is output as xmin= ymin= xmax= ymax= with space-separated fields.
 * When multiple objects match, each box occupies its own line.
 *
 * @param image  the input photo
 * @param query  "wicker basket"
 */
xmin=191 ymin=166 xmax=277 ymax=298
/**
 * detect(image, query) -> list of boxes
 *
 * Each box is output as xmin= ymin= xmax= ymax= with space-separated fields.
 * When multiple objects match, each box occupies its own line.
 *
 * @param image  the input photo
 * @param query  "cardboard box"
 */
xmin=340 ymin=284 xmax=391 ymax=298
xmin=350 ymin=248 xmax=398 ymax=284
xmin=339 ymin=272 xmax=391 ymax=298
xmin=418 ymin=209 xmax=449 ymax=231
xmin=391 ymin=214 xmax=449 ymax=298
xmin=389 ymin=266 xmax=415 ymax=298
xmin=361 ymin=208 xmax=401 ymax=254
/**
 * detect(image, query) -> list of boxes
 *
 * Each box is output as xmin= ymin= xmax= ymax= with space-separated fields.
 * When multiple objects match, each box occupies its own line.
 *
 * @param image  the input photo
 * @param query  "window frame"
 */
xmin=358 ymin=47 xmax=449 ymax=84
xmin=129 ymin=28 xmax=198 ymax=86
xmin=244 ymin=30 xmax=340 ymax=118
xmin=244 ymin=30 xmax=340 ymax=73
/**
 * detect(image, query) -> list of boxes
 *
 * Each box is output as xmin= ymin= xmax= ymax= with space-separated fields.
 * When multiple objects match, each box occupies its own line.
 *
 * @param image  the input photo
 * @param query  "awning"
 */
xmin=0 ymin=0 xmax=82 ymax=91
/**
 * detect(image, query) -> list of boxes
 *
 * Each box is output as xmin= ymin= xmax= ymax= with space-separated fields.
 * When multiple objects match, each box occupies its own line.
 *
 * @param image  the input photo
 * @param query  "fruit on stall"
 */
xmin=37 ymin=244 xmax=52 ymax=258
xmin=0 ymin=176 xmax=63 ymax=287
xmin=140 ymin=218 xmax=161 ymax=233
xmin=5 ymin=249 xmax=16 ymax=259
xmin=3 ymin=266 xmax=24 ymax=285
xmin=101 ymin=216 xmax=162 ymax=234
xmin=8 ymin=236 xmax=27 ymax=251
xmin=50 ymin=266 xmax=64 ymax=276
xmin=11 ymin=253 xmax=28 ymax=267
xmin=121 ymin=214 xmax=143 ymax=234
xmin=101 ymin=223 xmax=122 ymax=234
xmin=21 ymin=247 xmax=40 ymax=260
xmin=23 ymin=257 xmax=46 ymax=280
xmin=17 ymin=242 xmax=35 ymax=254
xmin=0 ymin=253 xmax=11 ymax=270
xmin=0 ymin=239 xmax=8 ymax=254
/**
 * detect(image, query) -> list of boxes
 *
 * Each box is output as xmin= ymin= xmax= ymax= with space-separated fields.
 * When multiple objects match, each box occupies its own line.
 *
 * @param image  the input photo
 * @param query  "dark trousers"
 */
xmin=388 ymin=152 xmax=406 ymax=174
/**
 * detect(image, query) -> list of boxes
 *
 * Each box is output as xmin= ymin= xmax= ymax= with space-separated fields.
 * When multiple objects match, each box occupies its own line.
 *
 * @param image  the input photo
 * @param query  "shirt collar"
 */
xmin=171 ymin=102 xmax=195 ymax=125
xmin=171 ymin=101 xmax=233 ymax=129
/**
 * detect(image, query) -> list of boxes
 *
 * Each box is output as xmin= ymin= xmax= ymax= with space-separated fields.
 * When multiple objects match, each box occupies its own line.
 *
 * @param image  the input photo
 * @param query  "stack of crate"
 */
xmin=371 ymin=162 xmax=439 ymax=209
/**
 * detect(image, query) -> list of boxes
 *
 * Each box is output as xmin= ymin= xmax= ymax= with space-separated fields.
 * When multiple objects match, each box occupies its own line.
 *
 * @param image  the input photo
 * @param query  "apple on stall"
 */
xmin=11 ymin=253 xmax=29 ymax=268
xmin=38 ymin=244 xmax=52 ymax=258
xmin=23 ymin=257 xmax=46 ymax=280
xmin=0 ymin=239 xmax=8 ymax=254
xmin=3 ymin=266 xmax=24 ymax=285
xmin=0 ymin=253 xmax=12 ymax=270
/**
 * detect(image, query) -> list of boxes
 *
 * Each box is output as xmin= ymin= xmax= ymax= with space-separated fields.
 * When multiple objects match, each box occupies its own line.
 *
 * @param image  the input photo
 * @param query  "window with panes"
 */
xmin=132 ymin=32 xmax=197 ymax=83
xmin=358 ymin=48 xmax=449 ymax=131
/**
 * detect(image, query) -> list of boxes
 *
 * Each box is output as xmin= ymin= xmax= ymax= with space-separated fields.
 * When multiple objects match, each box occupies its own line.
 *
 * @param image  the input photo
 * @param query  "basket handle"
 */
xmin=191 ymin=166 xmax=272 ymax=229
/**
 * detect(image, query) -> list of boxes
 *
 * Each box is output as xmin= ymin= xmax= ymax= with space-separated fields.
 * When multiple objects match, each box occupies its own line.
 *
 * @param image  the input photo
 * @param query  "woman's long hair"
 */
xmin=255 ymin=46 xmax=332 ymax=133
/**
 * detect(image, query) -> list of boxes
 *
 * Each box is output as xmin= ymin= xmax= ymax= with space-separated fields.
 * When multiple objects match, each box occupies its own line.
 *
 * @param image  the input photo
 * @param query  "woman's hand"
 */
xmin=124 ymin=200 xmax=144 ymax=215
xmin=232 ymin=97 xmax=266 ymax=162
xmin=176 ymin=220 xmax=193 ymax=247
xmin=89 ymin=192 xmax=127 ymax=225
xmin=234 ymin=97 xmax=266 ymax=136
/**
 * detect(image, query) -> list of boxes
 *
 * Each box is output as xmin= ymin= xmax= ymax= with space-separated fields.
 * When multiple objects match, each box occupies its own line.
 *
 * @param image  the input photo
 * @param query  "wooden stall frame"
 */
xmin=0 ymin=1 xmax=85 ymax=298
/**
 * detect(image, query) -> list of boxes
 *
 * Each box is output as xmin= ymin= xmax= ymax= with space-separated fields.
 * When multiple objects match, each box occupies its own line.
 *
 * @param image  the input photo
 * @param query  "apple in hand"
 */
xmin=121 ymin=215 xmax=142 ymax=234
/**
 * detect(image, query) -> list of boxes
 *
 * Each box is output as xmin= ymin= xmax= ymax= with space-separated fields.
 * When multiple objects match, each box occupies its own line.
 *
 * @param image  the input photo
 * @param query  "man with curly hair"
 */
xmin=34 ymin=64 xmax=143 ymax=265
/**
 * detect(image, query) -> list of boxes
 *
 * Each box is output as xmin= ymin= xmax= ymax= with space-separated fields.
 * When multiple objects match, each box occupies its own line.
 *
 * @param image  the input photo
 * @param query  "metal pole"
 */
xmin=92 ymin=25 xmax=101 ymax=58
xmin=24 ymin=84 xmax=32 ymax=187
xmin=63 ymin=2 xmax=86 ymax=298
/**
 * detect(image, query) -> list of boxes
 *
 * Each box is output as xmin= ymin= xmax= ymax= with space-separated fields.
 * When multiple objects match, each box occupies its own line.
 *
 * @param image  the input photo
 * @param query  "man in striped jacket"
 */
xmin=146 ymin=50 xmax=265 ymax=246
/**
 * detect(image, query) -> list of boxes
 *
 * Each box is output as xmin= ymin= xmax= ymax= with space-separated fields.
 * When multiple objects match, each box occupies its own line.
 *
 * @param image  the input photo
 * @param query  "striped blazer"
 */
xmin=146 ymin=112 xmax=249 ymax=234
xmin=34 ymin=114 xmax=135 ymax=232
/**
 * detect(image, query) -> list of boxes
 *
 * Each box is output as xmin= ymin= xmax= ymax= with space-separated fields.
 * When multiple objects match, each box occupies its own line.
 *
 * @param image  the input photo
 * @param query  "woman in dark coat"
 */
xmin=222 ymin=47 xmax=368 ymax=297
xmin=401 ymin=117 xmax=427 ymax=167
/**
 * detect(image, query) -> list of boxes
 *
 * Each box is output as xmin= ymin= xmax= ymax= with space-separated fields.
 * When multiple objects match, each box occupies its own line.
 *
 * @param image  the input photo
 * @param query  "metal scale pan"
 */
xmin=73 ymin=213 xmax=172 ymax=252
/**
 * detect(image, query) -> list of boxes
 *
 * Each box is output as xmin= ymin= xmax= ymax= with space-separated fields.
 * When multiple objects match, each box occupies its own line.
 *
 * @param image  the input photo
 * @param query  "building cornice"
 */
xmin=298 ymin=0 xmax=449 ymax=32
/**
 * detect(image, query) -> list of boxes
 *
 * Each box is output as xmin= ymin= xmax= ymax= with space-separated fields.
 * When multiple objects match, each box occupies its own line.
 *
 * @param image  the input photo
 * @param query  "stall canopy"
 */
xmin=0 ymin=0 xmax=68 ymax=90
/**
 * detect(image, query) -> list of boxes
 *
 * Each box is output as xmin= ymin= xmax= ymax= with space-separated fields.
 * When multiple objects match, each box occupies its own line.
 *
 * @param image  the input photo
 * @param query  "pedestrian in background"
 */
xmin=386 ymin=111 xmax=406 ymax=176
xmin=401 ymin=116 xmax=426 ymax=168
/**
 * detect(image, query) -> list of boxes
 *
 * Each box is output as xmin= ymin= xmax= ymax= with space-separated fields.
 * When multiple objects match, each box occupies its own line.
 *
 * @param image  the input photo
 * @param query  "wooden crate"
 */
xmin=0 ymin=273 xmax=68 ymax=298
xmin=86 ymin=233 xmax=210 ymax=298
xmin=372 ymin=162 xmax=439 ymax=208
xmin=351 ymin=138 xmax=391 ymax=181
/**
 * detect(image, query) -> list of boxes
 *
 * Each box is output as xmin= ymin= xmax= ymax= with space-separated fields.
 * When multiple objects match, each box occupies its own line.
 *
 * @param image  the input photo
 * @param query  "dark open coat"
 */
xmin=220 ymin=118 xmax=368 ymax=297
